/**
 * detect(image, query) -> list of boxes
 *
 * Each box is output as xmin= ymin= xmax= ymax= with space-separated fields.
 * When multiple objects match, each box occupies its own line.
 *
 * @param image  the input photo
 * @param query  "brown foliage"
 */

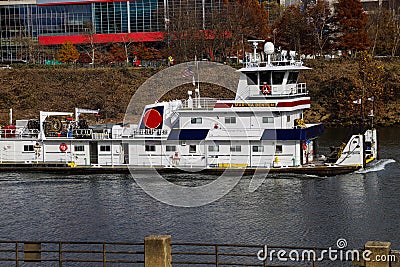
xmin=58 ymin=41 xmax=80 ymax=63
xmin=332 ymin=0 xmax=370 ymax=56
xmin=273 ymin=5 xmax=312 ymax=54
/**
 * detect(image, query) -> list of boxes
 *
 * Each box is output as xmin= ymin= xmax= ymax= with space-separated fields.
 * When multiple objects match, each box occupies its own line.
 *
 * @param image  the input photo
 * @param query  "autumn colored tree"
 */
xmin=107 ymin=43 xmax=126 ymax=63
xmin=273 ymin=4 xmax=312 ymax=55
xmin=332 ymin=0 xmax=370 ymax=57
xmin=58 ymin=41 xmax=80 ymax=63
xmin=367 ymin=7 xmax=400 ymax=56
xmin=357 ymin=51 xmax=385 ymax=122
xmin=304 ymin=0 xmax=333 ymax=56
xmin=164 ymin=0 xmax=269 ymax=62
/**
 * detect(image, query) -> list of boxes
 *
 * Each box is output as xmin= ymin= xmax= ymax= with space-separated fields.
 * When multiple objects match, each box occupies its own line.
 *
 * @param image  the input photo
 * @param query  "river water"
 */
xmin=0 ymin=127 xmax=398 ymax=251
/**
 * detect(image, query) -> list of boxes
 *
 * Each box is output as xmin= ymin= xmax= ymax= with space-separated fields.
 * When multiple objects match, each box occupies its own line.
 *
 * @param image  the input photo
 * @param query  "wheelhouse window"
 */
xmin=225 ymin=117 xmax=236 ymax=124
xmin=100 ymin=145 xmax=111 ymax=152
xmin=24 ymin=145 xmax=34 ymax=152
xmin=230 ymin=145 xmax=241 ymax=152
xmin=145 ymin=145 xmax=156 ymax=152
xmin=260 ymin=71 xmax=271 ymax=85
xmin=208 ymin=145 xmax=219 ymax=152
xmin=252 ymin=146 xmax=264 ymax=152
xmin=272 ymin=71 xmax=285 ymax=85
xmin=189 ymin=145 xmax=196 ymax=153
xmin=287 ymin=72 xmax=299 ymax=84
xmin=262 ymin=117 xmax=274 ymax=124
xmin=74 ymin=145 xmax=85 ymax=152
xmin=191 ymin=117 xmax=202 ymax=124
xmin=246 ymin=72 xmax=258 ymax=85
xmin=275 ymin=145 xmax=283 ymax=154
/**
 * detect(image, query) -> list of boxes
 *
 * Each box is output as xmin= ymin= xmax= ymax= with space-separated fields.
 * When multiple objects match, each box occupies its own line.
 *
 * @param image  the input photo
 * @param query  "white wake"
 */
xmin=355 ymin=159 xmax=396 ymax=174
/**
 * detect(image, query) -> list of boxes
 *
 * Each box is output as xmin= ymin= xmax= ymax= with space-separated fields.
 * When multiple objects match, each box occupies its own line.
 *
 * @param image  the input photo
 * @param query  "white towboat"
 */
xmin=0 ymin=41 xmax=377 ymax=176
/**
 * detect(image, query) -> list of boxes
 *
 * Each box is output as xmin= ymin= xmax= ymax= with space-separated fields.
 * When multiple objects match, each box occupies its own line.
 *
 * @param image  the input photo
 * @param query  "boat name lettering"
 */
xmin=233 ymin=103 xmax=276 ymax=107
xmin=133 ymin=129 xmax=168 ymax=135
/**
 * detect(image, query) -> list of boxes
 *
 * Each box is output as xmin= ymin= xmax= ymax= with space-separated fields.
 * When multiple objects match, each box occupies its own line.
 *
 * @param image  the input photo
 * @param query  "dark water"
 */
xmin=0 ymin=128 xmax=398 ymax=250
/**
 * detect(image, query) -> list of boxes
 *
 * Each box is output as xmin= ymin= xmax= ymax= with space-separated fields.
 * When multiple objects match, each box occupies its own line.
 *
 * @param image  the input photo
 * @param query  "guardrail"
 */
xmin=0 ymin=238 xmax=394 ymax=267
xmin=0 ymin=240 xmax=144 ymax=266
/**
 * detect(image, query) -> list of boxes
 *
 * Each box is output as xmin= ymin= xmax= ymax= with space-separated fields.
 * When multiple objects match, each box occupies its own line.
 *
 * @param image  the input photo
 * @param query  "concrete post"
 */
xmin=145 ymin=235 xmax=171 ymax=267
xmin=364 ymin=241 xmax=391 ymax=267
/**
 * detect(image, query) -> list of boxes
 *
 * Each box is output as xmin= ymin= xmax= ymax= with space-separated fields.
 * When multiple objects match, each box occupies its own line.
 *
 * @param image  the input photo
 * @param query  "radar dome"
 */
xmin=264 ymin=42 xmax=275 ymax=55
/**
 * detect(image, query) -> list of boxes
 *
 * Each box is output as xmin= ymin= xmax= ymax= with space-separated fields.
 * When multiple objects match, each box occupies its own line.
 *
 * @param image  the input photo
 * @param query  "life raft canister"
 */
xmin=59 ymin=143 xmax=68 ymax=152
xmin=261 ymin=83 xmax=272 ymax=95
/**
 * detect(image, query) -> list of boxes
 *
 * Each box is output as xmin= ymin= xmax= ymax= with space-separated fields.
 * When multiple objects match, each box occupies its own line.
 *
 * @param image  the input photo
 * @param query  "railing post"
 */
xmin=15 ymin=242 xmax=18 ymax=267
xmin=215 ymin=245 xmax=218 ymax=267
xmin=59 ymin=242 xmax=62 ymax=267
xmin=144 ymin=235 xmax=171 ymax=267
xmin=103 ymin=243 xmax=106 ymax=267
xmin=364 ymin=241 xmax=391 ymax=267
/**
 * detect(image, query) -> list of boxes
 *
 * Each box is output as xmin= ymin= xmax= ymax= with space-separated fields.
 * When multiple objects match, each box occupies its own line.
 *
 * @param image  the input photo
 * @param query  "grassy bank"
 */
xmin=0 ymin=60 xmax=398 ymax=126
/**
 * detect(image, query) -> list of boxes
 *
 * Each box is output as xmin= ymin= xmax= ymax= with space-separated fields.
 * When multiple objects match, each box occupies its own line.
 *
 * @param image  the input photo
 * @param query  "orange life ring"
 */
xmin=261 ymin=83 xmax=272 ymax=95
xmin=59 ymin=143 xmax=68 ymax=152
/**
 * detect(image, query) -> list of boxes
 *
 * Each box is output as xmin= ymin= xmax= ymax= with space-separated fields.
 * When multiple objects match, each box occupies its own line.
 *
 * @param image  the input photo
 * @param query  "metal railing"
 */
xmin=0 ymin=240 xmax=358 ymax=266
xmin=172 ymin=243 xmax=353 ymax=267
xmin=0 ymin=240 xmax=144 ymax=266
xmin=181 ymin=98 xmax=220 ymax=110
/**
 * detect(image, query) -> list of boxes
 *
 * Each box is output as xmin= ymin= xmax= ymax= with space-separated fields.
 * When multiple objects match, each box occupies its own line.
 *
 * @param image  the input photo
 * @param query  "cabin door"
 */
xmin=120 ymin=143 xmax=129 ymax=164
xmin=89 ymin=141 xmax=98 ymax=164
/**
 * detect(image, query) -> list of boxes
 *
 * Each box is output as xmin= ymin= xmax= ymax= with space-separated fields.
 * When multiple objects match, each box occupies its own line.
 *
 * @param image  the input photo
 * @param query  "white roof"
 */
xmin=239 ymin=65 xmax=311 ymax=72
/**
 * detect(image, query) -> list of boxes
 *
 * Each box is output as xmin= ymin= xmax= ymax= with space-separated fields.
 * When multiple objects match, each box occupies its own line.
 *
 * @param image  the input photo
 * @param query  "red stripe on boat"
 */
xmin=276 ymin=99 xmax=310 ymax=107
xmin=214 ymin=103 xmax=233 ymax=108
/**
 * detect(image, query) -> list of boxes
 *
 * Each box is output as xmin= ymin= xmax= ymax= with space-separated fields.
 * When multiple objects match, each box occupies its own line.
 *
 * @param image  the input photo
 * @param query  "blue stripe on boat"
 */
xmin=167 ymin=129 xmax=210 ymax=140
xmin=261 ymin=124 xmax=324 ymax=140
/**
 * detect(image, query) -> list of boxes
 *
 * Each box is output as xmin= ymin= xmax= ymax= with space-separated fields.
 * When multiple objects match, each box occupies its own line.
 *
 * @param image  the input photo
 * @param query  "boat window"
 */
xmin=189 ymin=145 xmax=196 ymax=153
xmin=166 ymin=145 xmax=176 ymax=152
xmin=225 ymin=117 xmax=236 ymax=124
xmin=100 ymin=145 xmax=111 ymax=152
xmin=74 ymin=145 xmax=85 ymax=152
xmin=208 ymin=145 xmax=219 ymax=152
xmin=287 ymin=72 xmax=299 ymax=84
xmin=287 ymin=115 xmax=291 ymax=123
xmin=275 ymin=145 xmax=283 ymax=154
xmin=252 ymin=146 xmax=264 ymax=152
xmin=145 ymin=145 xmax=156 ymax=152
xmin=23 ymin=145 xmax=34 ymax=152
xmin=246 ymin=72 xmax=258 ymax=85
xmin=262 ymin=117 xmax=274 ymax=123
xmin=272 ymin=71 xmax=285 ymax=85
xmin=191 ymin=117 xmax=202 ymax=124
xmin=260 ymin=71 xmax=271 ymax=85
xmin=230 ymin=145 xmax=241 ymax=152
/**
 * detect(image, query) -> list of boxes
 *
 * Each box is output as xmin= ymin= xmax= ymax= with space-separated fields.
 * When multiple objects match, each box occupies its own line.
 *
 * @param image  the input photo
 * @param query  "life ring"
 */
xmin=301 ymin=142 xmax=307 ymax=150
xmin=51 ymin=118 xmax=62 ymax=132
xmin=261 ymin=83 xmax=272 ymax=95
xmin=59 ymin=143 xmax=68 ymax=152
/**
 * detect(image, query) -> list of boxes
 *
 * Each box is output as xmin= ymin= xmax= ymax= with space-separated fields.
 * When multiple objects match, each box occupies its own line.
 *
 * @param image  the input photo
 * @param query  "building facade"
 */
xmin=1 ymin=0 xmax=227 ymax=62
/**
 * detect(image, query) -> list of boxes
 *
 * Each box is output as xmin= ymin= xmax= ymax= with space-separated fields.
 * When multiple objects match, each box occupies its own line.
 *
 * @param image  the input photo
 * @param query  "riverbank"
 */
xmin=0 ymin=59 xmax=398 ymax=126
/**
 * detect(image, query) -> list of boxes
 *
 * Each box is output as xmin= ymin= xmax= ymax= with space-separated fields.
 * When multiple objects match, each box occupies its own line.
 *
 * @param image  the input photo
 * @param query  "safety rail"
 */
xmin=181 ymin=98 xmax=220 ymax=110
xmin=172 ymin=243 xmax=353 ymax=267
xmin=0 ymin=240 xmax=144 ymax=266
